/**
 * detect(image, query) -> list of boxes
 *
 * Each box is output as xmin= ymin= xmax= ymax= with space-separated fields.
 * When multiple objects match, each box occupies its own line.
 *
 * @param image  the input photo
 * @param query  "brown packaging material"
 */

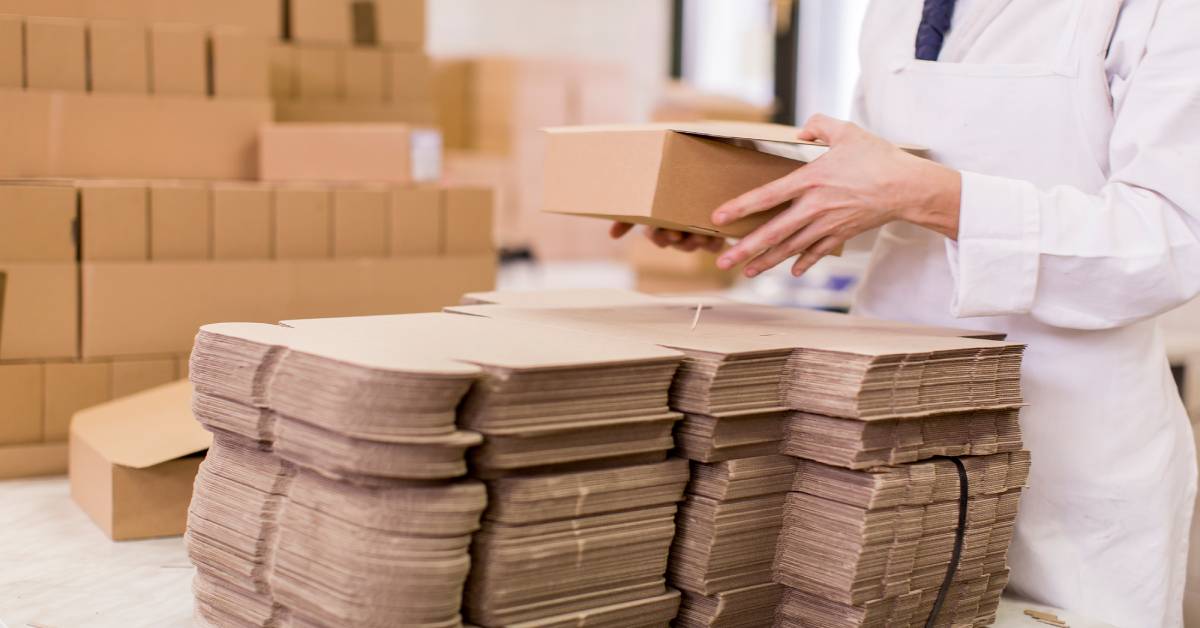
xmin=0 ymin=262 xmax=78 ymax=360
xmin=343 ymin=47 xmax=388 ymax=102
xmin=0 ymin=441 xmax=67 ymax=479
xmin=653 ymin=81 xmax=774 ymax=124
xmin=0 ymin=183 xmax=77 ymax=261
xmin=0 ymin=90 xmax=270 ymax=179
xmin=69 ymin=380 xmax=210 ymax=540
xmin=273 ymin=98 xmax=435 ymax=125
xmin=0 ymin=0 xmax=281 ymax=38
xmin=259 ymin=123 xmax=442 ymax=184
xmin=269 ymin=43 xmax=294 ymax=99
xmin=376 ymin=0 xmax=425 ymax=48
xmin=211 ymin=183 xmax=272 ymax=260
xmin=24 ymin=17 xmax=86 ymax=91
xmin=0 ymin=15 xmax=20 ymax=88
xmin=390 ymin=186 xmax=440 ymax=255
xmin=443 ymin=187 xmax=494 ymax=255
xmin=273 ymin=186 xmax=331 ymax=259
xmin=89 ymin=20 xmax=149 ymax=94
xmin=289 ymin=0 xmax=353 ymax=44
xmin=81 ymin=182 xmax=148 ymax=261
xmin=389 ymin=50 xmax=432 ymax=103
xmin=80 ymin=256 xmax=496 ymax=357
xmin=433 ymin=59 xmax=471 ymax=150
xmin=294 ymin=45 xmax=342 ymax=100
xmin=111 ymin=356 xmax=178 ymax=399
xmin=44 ymin=361 xmax=109 ymax=442
xmin=150 ymin=23 xmax=208 ymax=97
xmin=211 ymin=28 xmax=269 ymax=99
xmin=0 ymin=363 xmax=43 ymax=445
xmin=333 ymin=187 xmax=389 ymax=258
xmin=150 ymin=183 xmax=211 ymax=261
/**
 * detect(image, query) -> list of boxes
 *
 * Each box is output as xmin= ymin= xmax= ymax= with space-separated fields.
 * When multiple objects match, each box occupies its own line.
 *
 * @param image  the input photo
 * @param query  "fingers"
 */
xmin=609 ymin=222 xmax=635 ymax=239
xmin=647 ymin=227 xmax=682 ymax=248
xmin=712 ymin=168 xmax=814 ymax=227
xmin=716 ymin=199 xmax=819 ymax=270
xmin=645 ymin=228 xmax=725 ymax=253
xmin=741 ymin=214 xmax=838 ymax=277
xmin=797 ymin=113 xmax=853 ymax=144
xmin=791 ymin=236 xmax=843 ymax=277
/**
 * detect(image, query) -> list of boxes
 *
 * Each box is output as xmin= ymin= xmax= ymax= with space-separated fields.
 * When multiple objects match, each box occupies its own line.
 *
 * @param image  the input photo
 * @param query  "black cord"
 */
xmin=925 ymin=456 xmax=968 ymax=628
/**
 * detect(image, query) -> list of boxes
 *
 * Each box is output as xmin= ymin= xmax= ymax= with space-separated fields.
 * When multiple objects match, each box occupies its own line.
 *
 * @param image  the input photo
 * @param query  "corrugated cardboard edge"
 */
xmin=0 ymin=441 xmax=67 ymax=479
xmin=70 ymin=380 xmax=210 ymax=469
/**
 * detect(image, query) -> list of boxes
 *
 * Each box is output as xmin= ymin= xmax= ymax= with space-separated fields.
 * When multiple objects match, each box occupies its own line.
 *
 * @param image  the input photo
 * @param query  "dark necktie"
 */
xmin=915 ymin=0 xmax=957 ymax=61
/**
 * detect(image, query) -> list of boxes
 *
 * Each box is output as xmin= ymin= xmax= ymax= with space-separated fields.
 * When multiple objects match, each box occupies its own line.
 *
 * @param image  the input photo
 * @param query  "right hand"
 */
xmin=609 ymin=222 xmax=726 ymax=253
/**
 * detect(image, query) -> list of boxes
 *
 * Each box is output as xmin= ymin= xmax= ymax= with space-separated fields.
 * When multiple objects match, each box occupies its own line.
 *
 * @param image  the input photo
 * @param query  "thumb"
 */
xmin=797 ymin=113 xmax=842 ymax=144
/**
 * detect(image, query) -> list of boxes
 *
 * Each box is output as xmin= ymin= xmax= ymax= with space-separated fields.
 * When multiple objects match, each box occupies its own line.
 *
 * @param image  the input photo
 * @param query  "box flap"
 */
xmin=70 ymin=380 xmax=210 ymax=469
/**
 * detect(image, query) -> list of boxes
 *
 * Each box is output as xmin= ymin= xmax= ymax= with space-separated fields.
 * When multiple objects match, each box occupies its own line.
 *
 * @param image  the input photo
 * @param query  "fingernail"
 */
xmin=713 ymin=213 xmax=727 ymax=225
xmin=746 ymin=268 xmax=758 ymax=278
xmin=717 ymin=257 xmax=732 ymax=269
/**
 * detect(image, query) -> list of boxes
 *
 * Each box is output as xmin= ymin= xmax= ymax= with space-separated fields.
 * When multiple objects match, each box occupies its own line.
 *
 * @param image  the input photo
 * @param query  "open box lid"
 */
xmin=71 ymin=380 xmax=210 ymax=469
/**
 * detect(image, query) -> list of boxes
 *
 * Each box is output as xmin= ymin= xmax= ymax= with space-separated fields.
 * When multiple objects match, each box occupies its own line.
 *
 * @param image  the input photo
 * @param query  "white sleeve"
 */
xmin=945 ymin=0 xmax=1200 ymax=330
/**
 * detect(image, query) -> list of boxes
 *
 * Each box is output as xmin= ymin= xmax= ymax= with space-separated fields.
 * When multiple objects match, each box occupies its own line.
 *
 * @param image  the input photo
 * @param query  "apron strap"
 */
xmin=924 ymin=456 xmax=968 ymax=628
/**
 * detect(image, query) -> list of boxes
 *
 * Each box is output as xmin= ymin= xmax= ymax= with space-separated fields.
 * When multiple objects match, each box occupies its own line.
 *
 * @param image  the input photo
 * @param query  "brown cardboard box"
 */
xmin=0 ymin=0 xmax=282 ymax=38
xmin=81 ymin=182 xmax=148 ymax=261
xmin=260 ymin=123 xmax=441 ymax=184
xmin=273 ymin=186 xmax=331 ymax=259
xmin=150 ymin=23 xmax=208 ymax=97
xmin=376 ymin=0 xmax=425 ymax=48
xmin=212 ymin=183 xmax=272 ymax=260
xmin=0 ymin=90 xmax=270 ymax=179
xmin=343 ymin=47 xmax=388 ymax=102
xmin=295 ymin=45 xmax=342 ymax=100
xmin=211 ymin=28 xmax=269 ymax=99
xmin=44 ymin=361 xmax=110 ymax=442
xmin=652 ymin=81 xmax=774 ymax=123
xmin=273 ymin=99 xmax=435 ymax=125
xmin=390 ymin=186 xmax=440 ymax=255
xmin=0 ymin=363 xmax=43 ymax=446
xmin=81 ymin=256 xmax=496 ymax=356
xmin=150 ymin=183 xmax=211 ymax=261
xmin=433 ymin=59 xmax=472 ymax=150
xmin=177 ymin=354 xmax=190 ymax=380
xmin=89 ymin=20 xmax=150 ymax=94
xmin=389 ymin=50 xmax=433 ymax=104
xmin=0 ymin=14 xmax=23 ymax=88
xmin=443 ymin=187 xmax=494 ymax=255
xmin=543 ymin=122 xmax=826 ymax=238
xmin=25 ymin=17 xmax=86 ymax=91
xmin=70 ymin=380 xmax=210 ymax=540
xmin=111 ymin=357 xmax=178 ymax=398
xmin=0 ymin=183 xmax=77 ymax=261
xmin=0 ymin=263 xmax=78 ymax=360
xmin=269 ymin=43 xmax=295 ymax=99
xmin=333 ymin=187 xmax=389 ymax=258
xmin=290 ymin=0 xmax=353 ymax=44
xmin=0 ymin=441 xmax=67 ymax=479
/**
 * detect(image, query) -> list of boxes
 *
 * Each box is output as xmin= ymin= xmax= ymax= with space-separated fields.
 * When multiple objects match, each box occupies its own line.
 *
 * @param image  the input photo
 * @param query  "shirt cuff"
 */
xmin=944 ymin=170 xmax=1041 ymax=318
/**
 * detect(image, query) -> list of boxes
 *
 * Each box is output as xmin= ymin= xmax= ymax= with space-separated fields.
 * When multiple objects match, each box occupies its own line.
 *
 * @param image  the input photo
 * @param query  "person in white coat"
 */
xmin=612 ymin=0 xmax=1200 ymax=625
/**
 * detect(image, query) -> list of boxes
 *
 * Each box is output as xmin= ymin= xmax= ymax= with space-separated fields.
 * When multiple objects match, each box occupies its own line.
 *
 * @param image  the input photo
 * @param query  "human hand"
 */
xmin=711 ymin=114 xmax=962 ymax=278
xmin=609 ymin=222 xmax=726 ymax=253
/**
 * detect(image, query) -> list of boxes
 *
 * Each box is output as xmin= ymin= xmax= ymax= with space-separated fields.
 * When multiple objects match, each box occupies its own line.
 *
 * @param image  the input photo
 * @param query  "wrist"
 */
xmin=899 ymin=160 xmax=961 ymax=239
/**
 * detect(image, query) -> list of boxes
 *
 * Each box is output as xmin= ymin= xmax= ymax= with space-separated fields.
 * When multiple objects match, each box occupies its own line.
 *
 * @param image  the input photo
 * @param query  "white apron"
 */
xmin=853 ymin=1 xmax=1197 ymax=626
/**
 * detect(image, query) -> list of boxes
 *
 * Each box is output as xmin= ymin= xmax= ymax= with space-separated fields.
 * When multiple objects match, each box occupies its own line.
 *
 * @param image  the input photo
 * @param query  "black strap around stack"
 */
xmin=924 ymin=456 xmax=968 ymax=628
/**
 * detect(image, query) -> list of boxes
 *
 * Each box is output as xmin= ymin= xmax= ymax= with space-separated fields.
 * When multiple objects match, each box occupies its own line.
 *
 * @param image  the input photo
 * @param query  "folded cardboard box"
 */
xmin=70 ymin=380 xmax=210 ymax=540
xmin=0 ymin=262 xmax=78 ymax=360
xmin=0 ymin=442 xmax=68 ymax=479
xmin=0 ymin=0 xmax=281 ymax=37
xmin=288 ymin=0 xmax=425 ymax=47
xmin=260 ymin=123 xmax=441 ymax=184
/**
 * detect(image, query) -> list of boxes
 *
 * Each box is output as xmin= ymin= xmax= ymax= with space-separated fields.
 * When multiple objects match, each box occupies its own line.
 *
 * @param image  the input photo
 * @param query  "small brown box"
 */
xmin=0 ymin=262 xmax=79 ymax=361
xmin=389 ymin=50 xmax=432 ymax=103
xmin=0 ymin=363 xmax=44 ymax=446
xmin=44 ymin=361 xmax=110 ymax=442
xmin=343 ymin=47 xmax=387 ymax=102
xmin=0 ymin=14 xmax=23 ymax=88
xmin=150 ymin=23 xmax=208 ymax=96
xmin=290 ymin=0 xmax=352 ymax=44
xmin=376 ymin=0 xmax=425 ymax=48
xmin=269 ymin=43 xmax=295 ymax=99
xmin=211 ymin=27 xmax=269 ymax=99
xmin=333 ymin=187 xmax=389 ymax=258
xmin=295 ymin=45 xmax=342 ymax=100
xmin=25 ymin=16 xmax=87 ymax=91
xmin=442 ymin=187 xmax=494 ymax=255
xmin=89 ymin=20 xmax=150 ymax=94
xmin=212 ymin=183 xmax=272 ymax=260
xmin=150 ymin=183 xmax=211 ymax=260
xmin=274 ymin=186 xmax=331 ymax=259
xmin=390 ymin=186 xmax=440 ymax=256
xmin=111 ymin=357 xmax=178 ymax=399
xmin=81 ymin=183 xmax=148 ymax=261
xmin=0 ymin=183 xmax=77 ymax=261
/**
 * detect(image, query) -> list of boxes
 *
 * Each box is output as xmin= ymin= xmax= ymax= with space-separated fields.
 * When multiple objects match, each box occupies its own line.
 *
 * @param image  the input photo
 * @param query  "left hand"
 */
xmin=712 ymin=114 xmax=962 ymax=278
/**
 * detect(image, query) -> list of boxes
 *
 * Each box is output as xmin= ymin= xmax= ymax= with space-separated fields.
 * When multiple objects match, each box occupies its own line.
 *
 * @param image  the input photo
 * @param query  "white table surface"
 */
xmin=0 ymin=476 xmax=1115 ymax=628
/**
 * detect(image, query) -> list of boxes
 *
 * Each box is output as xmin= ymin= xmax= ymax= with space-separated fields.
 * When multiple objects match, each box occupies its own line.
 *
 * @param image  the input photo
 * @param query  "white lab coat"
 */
xmin=851 ymin=0 xmax=1200 ymax=626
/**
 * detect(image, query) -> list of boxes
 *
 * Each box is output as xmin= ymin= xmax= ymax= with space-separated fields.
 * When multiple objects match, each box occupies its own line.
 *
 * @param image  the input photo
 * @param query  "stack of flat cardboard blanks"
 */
xmin=774 ymin=452 xmax=1030 ymax=628
xmin=676 ymin=582 xmax=785 ymax=628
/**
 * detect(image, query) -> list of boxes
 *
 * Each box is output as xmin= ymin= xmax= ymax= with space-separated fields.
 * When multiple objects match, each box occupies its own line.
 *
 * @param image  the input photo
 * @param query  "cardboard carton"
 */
xmin=376 ymin=0 xmax=425 ymax=48
xmin=333 ymin=187 xmax=389 ymax=258
xmin=389 ymin=50 xmax=433 ymax=104
xmin=652 ymin=81 xmax=774 ymax=123
xmin=433 ymin=59 xmax=472 ymax=150
xmin=212 ymin=183 xmax=272 ymax=260
xmin=0 ymin=441 xmax=67 ymax=479
xmin=295 ymin=45 xmax=342 ymax=100
xmin=0 ymin=183 xmax=77 ymax=261
xmin=150 ymin=183 xmax=211 ymax=261
xmin=0 ymin=90 xmax=270 ymax=179
xmin=81 ymin=182 xmax=148 ymax=261
xmin=273 ymin=99 xmax=435 ymax=125
xmin=150 ymin=23 xmax=208 ymax=97
xmin=70 ymin=380 xmax=210 ymax=540
xmin=443 ymin=187 xmax=494 ymax=255
xmin=89 ymin=20 xmax=150 ymax=94
xmin=0 ymin=363 xmax=43 ymax=445
xmin=290 ymin=0 xmax=353 ymax=44
xmin=25 ymin=17 xmax=86 ymax=91
xmin=269 ymin=43 xmax=295 ymax=99
xmin=0 ymin=0 xmax=281 ymax=37
xmin=273 ymin=185 xmax=332 ymax=259
xmin=259 ymin=123 xmax=441 ymax=184
xmin=390 ymin=186 xmax=440 ymax=255
xmin=0 ymin=262 xmax=78 ymax=360
xmin=80 ymin=256 xmax=496 ymax=357
xmin=211 ymin=28 xmax=269 ymax=99
xmin=111 ymin=356 xmax=178 ymax=398
xmin=343 ymin=47 xmax=388 ymax=102
xmin=0 ymin=15 xmax=20 ymax=88
xmin=543 ymin=122 xmax=834 ymax=238
xmin=44 ymin=361 xmax=109 ymax=441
